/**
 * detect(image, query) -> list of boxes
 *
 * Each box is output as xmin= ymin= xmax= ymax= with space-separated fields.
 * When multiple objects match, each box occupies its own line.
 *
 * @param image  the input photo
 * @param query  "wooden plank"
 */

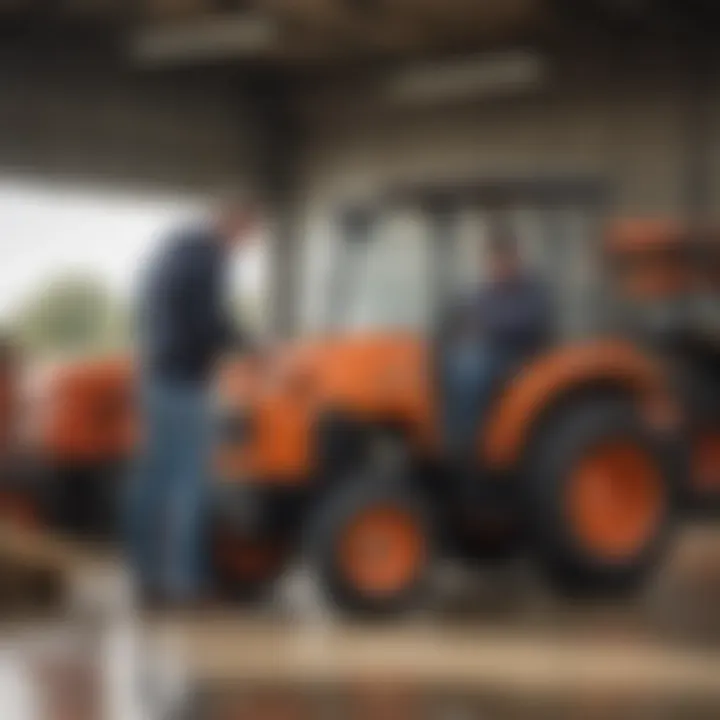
xmin=0 ymin=522 xmax=118 ymax=584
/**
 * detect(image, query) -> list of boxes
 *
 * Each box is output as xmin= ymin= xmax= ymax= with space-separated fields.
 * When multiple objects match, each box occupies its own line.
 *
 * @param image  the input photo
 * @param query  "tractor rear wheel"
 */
xmin=306 ymin=473 xmax=435 ymax=617
xmin=527 ymin=398 xmax=676 ymax=597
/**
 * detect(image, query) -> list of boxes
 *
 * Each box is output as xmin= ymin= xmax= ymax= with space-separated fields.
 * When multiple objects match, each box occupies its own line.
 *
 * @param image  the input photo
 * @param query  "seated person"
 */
xmin=438 ymin=230 xmax=553 ymax=462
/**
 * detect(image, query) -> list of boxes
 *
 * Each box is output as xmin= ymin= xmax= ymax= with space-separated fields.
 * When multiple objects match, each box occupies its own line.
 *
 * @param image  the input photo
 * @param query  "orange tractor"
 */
xmin=2 ymin=194 xmax=718 ymax=616
xmin=0 ymin=353 xmax=134 ymax=540
xmin=206 ymin=202 xmax=693 ymax=615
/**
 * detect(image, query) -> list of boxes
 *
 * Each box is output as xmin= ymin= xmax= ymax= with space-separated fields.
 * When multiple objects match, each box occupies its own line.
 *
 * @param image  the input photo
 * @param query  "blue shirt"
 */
xmin=445 ymin=274 xmax=552 ymax=360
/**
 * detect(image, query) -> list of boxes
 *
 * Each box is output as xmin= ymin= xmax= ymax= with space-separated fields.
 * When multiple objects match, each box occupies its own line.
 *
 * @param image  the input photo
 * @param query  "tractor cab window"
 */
xmin=302 ymin=194 xmax=604 ymax=338
xmin=345 ymin=210 xmax=434 ymax=332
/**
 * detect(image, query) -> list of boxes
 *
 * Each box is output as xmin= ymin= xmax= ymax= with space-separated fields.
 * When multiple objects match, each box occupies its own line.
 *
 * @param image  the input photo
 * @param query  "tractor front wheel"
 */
xmin=528 ymin=398 xmax=676 ymax=597
xmin=306 ymin=473 xmax=435 ymax=617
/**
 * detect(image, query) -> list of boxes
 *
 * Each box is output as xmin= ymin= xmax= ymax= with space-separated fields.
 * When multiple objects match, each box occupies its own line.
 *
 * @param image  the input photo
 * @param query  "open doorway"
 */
xmin=0 ymin=177 xmax=269 ymax=359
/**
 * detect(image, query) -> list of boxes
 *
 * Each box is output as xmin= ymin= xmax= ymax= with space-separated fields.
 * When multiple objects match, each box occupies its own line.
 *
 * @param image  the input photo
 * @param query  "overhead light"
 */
xmin=131 ymin=12 xmax=277 ymax=66
xmin=387 ymin=51 xmax=547 ymax=105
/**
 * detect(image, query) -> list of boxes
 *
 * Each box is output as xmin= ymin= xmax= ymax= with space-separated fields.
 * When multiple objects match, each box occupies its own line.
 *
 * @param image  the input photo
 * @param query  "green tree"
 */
xmin=14 ymin=274 xmax=124 ymax=358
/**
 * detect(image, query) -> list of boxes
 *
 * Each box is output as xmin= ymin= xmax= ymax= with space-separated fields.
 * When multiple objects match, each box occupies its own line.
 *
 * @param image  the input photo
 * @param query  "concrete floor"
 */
xmin=143 ymin=523 xmax=720 ymax=717
xmin=2 ymin=522 xmax=720 ymax=718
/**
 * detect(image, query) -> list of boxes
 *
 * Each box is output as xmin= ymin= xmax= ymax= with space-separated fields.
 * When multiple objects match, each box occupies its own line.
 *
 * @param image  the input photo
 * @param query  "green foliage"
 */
xmin=13 ymin=274 xmax=130 ymax=359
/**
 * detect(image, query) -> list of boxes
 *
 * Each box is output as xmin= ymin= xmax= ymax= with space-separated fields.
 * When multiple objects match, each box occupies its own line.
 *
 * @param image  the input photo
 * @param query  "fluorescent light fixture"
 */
xmin=131 ymin=13 xmax=277 ymax=66
xmin=387 ymin=51 xmax=547 ymax=104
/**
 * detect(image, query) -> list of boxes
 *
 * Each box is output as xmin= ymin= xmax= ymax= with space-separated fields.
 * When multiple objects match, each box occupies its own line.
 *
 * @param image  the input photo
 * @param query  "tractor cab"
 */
xmin=315 ymin=193 xmax=576 ymax=433
xmin=310 ymin=183 xmax=607 ymax=345
xmin=290 ymin=186 xmax=612 ymax=463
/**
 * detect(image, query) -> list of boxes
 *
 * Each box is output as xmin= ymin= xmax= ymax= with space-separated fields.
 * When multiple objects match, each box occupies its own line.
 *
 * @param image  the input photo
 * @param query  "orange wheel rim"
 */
xmin=568 ymin=442 xmax=664 ymax=559
xmin=340 ymin=506 xmax=424 ymax=596
xmin=692 ymin=432 xmax=720 ymax=491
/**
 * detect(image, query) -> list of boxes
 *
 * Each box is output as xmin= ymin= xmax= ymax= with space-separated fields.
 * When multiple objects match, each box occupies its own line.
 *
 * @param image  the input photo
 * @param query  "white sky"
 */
xmin=0 ymin=177 xmax=265 ymax=321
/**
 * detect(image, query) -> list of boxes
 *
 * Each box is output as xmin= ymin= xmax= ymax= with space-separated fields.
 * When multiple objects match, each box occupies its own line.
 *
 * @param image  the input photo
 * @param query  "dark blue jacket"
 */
xmin=442 ymin=274 xmax=553 ymax=360
xmin=137 ymin=224 xmax=242 ymax=384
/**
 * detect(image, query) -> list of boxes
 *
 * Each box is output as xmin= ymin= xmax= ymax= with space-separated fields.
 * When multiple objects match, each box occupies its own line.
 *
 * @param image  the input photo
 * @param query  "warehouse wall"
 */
xmin=0 ymin=64 xmax=250 ymax=194
xmin=300 ymin=57 xmax=695 ymax=215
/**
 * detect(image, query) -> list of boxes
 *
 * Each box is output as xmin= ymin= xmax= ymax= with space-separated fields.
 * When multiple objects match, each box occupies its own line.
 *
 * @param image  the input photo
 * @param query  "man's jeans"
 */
xmin=126 ymin=378 xmax=210 ymax=600
xmin=442 ymin=343 xmax=506 ymax=459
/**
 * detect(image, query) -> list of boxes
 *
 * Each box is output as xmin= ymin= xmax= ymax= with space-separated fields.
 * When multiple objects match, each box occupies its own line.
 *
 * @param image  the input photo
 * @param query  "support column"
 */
xmin=244 ymin=71 xmax=302 ymax=339
xmin=677 ymin=13 xmax=716 ymax=225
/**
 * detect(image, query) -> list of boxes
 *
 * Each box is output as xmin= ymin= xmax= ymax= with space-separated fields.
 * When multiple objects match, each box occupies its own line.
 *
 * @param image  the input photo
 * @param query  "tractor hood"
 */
xmin=216 ymin=332 xmax=430 ymax=419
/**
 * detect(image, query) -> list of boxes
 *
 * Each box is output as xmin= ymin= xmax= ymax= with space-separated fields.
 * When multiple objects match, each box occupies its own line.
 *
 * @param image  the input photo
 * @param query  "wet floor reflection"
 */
xmin=189 ymin=525 xmax=720 ymax=719
xmin=3 ymin=525 xmax=720 ymax=719
xmin=201 ymin=685 xmax=720 ymax=720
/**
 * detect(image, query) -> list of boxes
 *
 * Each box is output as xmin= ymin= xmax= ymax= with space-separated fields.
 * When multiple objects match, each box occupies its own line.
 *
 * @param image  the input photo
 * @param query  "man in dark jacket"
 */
xmin=440 ymin=230 xmax=552 ymax=461
xmin=127 ymin=195 xmax=257 ymax=605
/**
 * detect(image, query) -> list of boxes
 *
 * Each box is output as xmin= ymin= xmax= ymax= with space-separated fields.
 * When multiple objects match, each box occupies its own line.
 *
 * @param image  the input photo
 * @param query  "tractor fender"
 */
xmin=481 ymin=339 xmax=678 ymax=471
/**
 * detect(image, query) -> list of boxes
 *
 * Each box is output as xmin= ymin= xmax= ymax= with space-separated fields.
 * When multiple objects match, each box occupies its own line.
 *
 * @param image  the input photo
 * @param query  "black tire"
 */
xmin=49 ymin=463 xmax=124 ymax=542
xmin=305 ymin=472 xmax=435 ymax=617
xmin=673 ymin=362 xmax=720 ymax=513
xmin=0 ymin=452 xmax=51 ymax=529
xmin=526 ymin=398 xmax=677 ymax=598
